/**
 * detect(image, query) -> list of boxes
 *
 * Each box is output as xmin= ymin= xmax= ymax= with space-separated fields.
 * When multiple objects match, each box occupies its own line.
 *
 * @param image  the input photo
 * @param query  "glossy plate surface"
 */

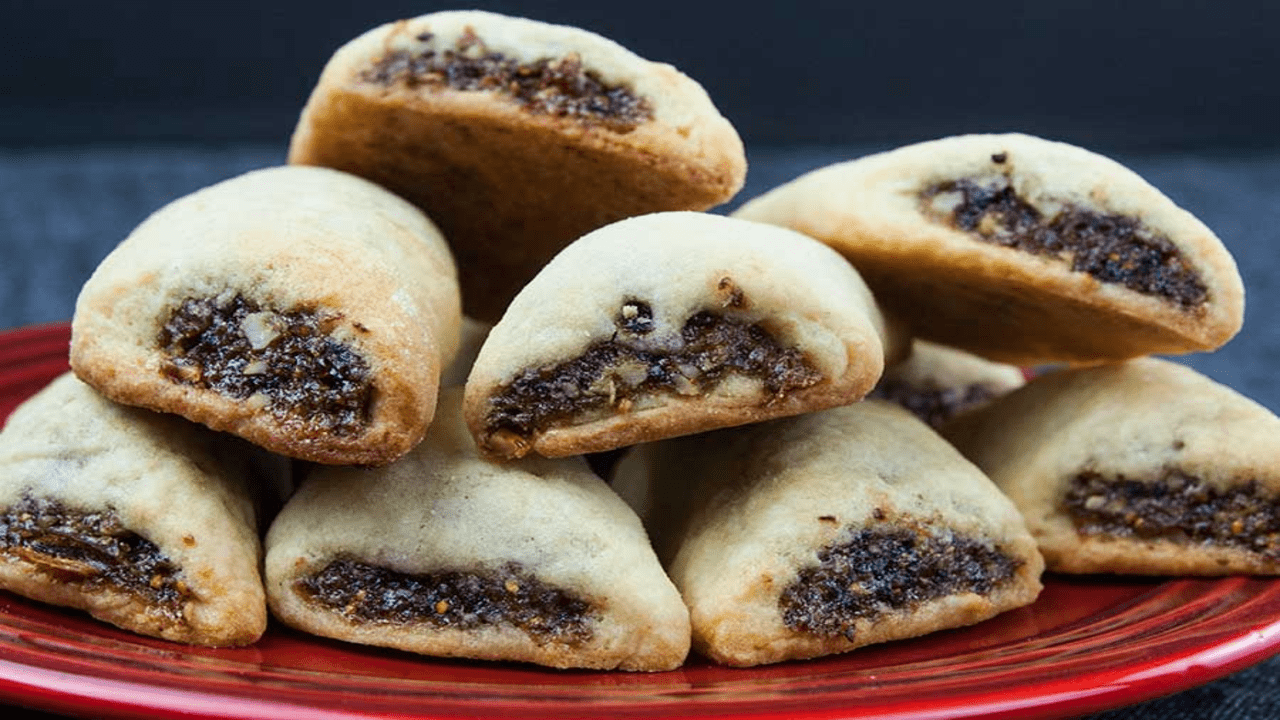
xmin=3 ymin=323 xmax=1280 ymax=720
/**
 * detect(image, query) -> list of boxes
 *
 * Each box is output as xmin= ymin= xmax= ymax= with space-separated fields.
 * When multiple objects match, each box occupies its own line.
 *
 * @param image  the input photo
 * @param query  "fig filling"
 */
xmin=158 ymin=293 xmax=372 ymax=437
xmin=0 ymin=495 xmax=189 ymax=618
xmin=362 ymin=28 xmax=653 ymax=131
xmin=297 ymin=557 xmax=594 ymax=646
xmin=1066 ymin=469 xmax=1280 ymax=559
xmin=779 ymin=522 xmax=1022 ymax=640
xmin=920 ymin=176 xmax=1208 ymax=308
xmin=482 ymin=301 xmax=822 ymax=455
xmin=869 ymin=379 xmax=999 ymax=429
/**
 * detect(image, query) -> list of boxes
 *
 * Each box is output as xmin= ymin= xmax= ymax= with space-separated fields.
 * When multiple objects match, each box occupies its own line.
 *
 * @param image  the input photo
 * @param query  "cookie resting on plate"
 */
xmin=613 ymin=400 xmax=1044 ymax=667
xmin=265 ymin=390 xmax=689 ymax=672
xmin=0 ymin=373 xmax=288 ymax=646
xmin=944 ymin=358 xmax=1280 ymax=575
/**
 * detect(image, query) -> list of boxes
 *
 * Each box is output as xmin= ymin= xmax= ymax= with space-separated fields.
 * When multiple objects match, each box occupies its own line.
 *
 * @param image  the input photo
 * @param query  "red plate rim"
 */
xmin=1 ymin=322 xmax=1279 ymax=720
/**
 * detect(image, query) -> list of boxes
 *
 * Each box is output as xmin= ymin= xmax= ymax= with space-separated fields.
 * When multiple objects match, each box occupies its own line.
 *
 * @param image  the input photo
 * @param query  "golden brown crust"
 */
xmin=265 ymin=390 xmax=689 ymax=671
xmin=734 ymin=133 xmax=1244 ymax=365
xmin=463 ymin=212 xmax=892 ymax=460
xmin=944 ymin=358 xmax=1280 ymax=575
xmin=70 ymin=166 xmax=460 ymax=466
xmin=521 ymin=382 xmax=878 ymax=459
xmin=613 ymin=400 xmax=1043 ymax=666
xmin=288 ymin=10 xmax=746 ymax=321
xmin=0 ymin=374 xmax=283 ymax=646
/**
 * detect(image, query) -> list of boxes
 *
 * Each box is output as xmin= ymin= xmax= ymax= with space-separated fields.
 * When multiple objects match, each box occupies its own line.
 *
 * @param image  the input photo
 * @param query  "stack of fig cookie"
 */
xmin=0 ymin=7 xmax=1273 ymax=675
xmin=733 ymin=132 xmax=1274 ymax=584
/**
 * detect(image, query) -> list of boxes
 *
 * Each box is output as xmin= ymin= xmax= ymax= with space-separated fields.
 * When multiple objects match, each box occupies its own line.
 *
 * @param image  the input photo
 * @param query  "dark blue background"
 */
xmin=2 ymin=0 xmax=1278 ymax=151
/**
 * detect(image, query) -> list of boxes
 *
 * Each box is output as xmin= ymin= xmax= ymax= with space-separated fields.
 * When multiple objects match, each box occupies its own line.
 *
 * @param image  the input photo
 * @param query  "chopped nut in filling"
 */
xmin=1066 ymin=469 xmax=1280 ymax=559
xmin=158 ymin=293 xmax=372 ymax=436
xmin=869 ymin=379 xmax=999 ymax=429
xmin=920 ymin=175 xmax=1208 ymax=308
xmin=482 ymin=301 xmax=822 ymax=450
xmin=779 ymin=522 xmax=1022 ymax=640
xmin=362 ymin=29 xmax=653 ymax=132
xmin=296 ymin=557 xmax=594 ymax=646
xmin=0 ymin=495 xmax=189 ymax=619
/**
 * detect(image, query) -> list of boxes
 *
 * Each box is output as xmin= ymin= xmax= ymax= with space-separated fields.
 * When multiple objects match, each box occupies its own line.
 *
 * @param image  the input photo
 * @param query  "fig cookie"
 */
xmin=264 ymin=390 xmax=689 ymax=672
xmin=70 ymin=165 xmax=461 ymax=467
xmin=464 ymin=211 xmax=897 ymax=460
xmin=944 ymin=358 xmax=1280 ymax=575
xmin=869 ymin=339 xmax=1026 ymax=428
xmin=612 ymin=400 xmax=1043 ymax=667
xmin=734 ymin=133 xmax=1244 ymax=365
xmin=288 ymin=9 xmax=747 ymax=322
xmin=0 ymin=374 xmax=288 ymax=646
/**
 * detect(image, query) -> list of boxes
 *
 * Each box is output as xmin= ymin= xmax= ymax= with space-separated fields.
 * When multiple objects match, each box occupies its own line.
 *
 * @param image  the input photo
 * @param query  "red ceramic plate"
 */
xmin=3 ymin=323 xmax=1280 ymax=720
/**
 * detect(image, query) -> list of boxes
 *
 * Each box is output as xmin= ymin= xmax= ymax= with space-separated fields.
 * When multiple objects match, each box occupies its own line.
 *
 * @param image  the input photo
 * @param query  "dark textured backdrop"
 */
xmin=3 ymin=0 xmax=1279 ymax=151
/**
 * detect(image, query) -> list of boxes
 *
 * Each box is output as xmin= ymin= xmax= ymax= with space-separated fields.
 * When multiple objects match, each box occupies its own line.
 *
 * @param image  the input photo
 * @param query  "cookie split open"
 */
xmin=265 ymin=390 xmax=689 ymax=671
xmin=70 ymin=165 xmax=461 ymax=466
xmin=945 ymin=358 xmax=1280 ymax=575
xmin=869 ymin=339 xmax=1026 ymax=428
xmin=735 ymin=133 xmax=1245 ymax=365
xmin=613 ymin=400 xmax=1043 ymax=667
xmin=0 ymin=374 xmax=287 ymax=646
xmin=289 ymin=10 xmax=747 ymax=321
xmin=463 ymin=211 xmax=897 ymax=460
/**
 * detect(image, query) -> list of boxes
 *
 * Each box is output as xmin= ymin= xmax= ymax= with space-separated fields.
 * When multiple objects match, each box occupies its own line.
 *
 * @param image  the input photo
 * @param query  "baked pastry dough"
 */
xmin=464 ymin=211 xmax=896 ymax=460
xmin=71 ymin=165 xmax=461 ymax=466
xmin=734 ymin=133 xmax=1244 ymax=365
xmin=613 ymin=400 xmax=1043 ymax=667
xmin=264 ymin=389 xmax=689 ymax=671
xmin=0 ymin=373 xmax=286 ymax=646
xmin=288 ymin=9 xmax=747 ymax=321
xmin=869 ymin=339 xmax=1025 ymax=428
xmin=945 ymin=358 xmax=1280 ymax=575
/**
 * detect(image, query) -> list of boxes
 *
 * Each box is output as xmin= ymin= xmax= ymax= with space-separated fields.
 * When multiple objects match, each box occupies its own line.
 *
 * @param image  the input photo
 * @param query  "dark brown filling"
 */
xmin=779 ymin=523 xmax=1022 ymax=641
xmin=296 ymin=557 xmax=594 ymax=646
xmin=483 ymin=301 xmax=822 ymax=450
xmin=362 ymin=29 xmax=653 ymax=132
xmin=921 ymin=177 xmax=1208 ymax=308
xmin=0 ymin=495 xmax=189 ymax=618
xmin=1066 ymin=469 xmax=1280 ymax=559
xmin=869 ymin=379 xmax=999 ymax=429
xmin=158 ymin=294 xmax=372 ymax=437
